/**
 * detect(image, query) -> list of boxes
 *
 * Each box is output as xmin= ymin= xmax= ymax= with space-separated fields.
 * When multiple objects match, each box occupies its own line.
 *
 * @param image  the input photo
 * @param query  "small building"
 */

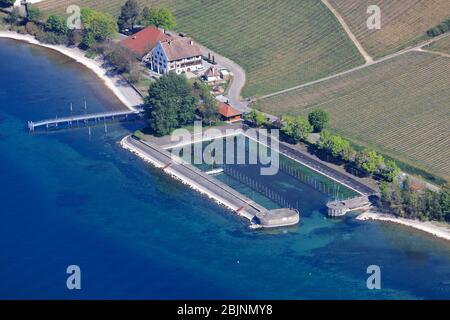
xmin=151 ymin=38 xmax=203 ymax=74
xmin=220 ymin=69 xmax=230 ymax=80
xmin=203 ymin=67 xmax=221 ymax=82
xmin=254 ymin=209 xmax=300 ymax=228
xmin=218 ymin=102 xmax=242 ymax=123
xmin=120 ymin=25 xmax=170 ymax=62
xmin=326 ymin=196 xmax=371 ymax=217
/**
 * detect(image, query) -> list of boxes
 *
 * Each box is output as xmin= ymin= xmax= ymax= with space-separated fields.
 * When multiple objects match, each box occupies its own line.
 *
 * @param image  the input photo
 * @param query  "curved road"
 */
xmin=198 ymin=44 xmax=248 ymax=111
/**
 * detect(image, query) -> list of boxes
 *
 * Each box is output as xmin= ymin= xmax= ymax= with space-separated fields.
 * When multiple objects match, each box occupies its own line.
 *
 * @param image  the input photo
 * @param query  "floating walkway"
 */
xmin=28 ymin=109 xmax=144 ymax=132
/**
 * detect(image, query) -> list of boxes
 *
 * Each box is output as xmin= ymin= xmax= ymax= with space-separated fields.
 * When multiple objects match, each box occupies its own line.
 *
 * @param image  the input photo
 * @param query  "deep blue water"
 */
xmin=1 ymin=38 xmax=450 ymax=299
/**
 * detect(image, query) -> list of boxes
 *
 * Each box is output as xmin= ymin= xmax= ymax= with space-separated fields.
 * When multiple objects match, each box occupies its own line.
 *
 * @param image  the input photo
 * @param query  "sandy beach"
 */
xmin=357 ymin=211 xmax=450 ymax=242
xmin=0 ymin=31 xmax=144 ymax=110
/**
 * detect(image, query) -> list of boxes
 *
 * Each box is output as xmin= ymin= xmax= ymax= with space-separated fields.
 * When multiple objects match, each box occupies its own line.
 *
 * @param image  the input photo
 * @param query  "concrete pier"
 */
xmin=326 ymin=196 xmax=372 ymax=217
xmin=122 ymin=135 xmax=300 ymax=228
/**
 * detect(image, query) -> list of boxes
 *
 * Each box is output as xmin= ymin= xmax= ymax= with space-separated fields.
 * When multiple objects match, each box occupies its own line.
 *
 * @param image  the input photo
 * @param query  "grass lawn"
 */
xmin=258 ymin=51 xmax=450 ymax=182
xmin=37 ymin=0 xmax=364 ymax=98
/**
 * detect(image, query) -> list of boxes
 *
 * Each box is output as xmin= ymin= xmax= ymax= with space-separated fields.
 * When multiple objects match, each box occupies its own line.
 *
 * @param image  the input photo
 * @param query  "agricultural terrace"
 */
xmin=258 ymin=51 xmax=450 ymax=181
xmin=427 ymin=35 xmax=450 ymax=55
xmin=36 ymin=0 xmax=365 ymax=97
xmin=329 ymin=0 xmax=450 ymax=58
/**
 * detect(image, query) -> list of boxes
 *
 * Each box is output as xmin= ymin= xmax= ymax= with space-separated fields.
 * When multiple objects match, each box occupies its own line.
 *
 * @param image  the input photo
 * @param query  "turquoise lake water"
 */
xmin=1 ymin=38 xmax=450 ymax=299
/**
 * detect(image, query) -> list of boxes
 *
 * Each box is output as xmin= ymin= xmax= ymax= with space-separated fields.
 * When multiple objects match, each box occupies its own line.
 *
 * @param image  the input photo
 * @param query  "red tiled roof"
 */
xmin=218 ymin=102 xmax=242 ymax=118
xmin=120 ymin=26 xmax=169 ymax=58
xmin=161 ymin=39 xmax=202 ymax=61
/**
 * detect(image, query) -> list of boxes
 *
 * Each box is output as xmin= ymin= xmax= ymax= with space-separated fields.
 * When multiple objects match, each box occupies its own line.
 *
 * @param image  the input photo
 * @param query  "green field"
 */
xmin=36 ymin=0 xmax=364 ymax=97
xmin=329 ymin=0 xmax=450 ymax=58
xmin=427 ymin=35 xmax=450 ymax=55
xmin=258 ymin=51 xmax=450 ymax=181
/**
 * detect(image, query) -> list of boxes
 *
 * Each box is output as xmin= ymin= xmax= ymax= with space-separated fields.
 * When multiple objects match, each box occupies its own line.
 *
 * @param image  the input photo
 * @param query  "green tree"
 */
xmin=26 ymin=4 xmax=41 ymax=22
xmin=0 ymin=0 xmax=15 ymax=7
xmin=197 ymin=83 xmax=219 ymax=125
xmin=5 ymin=7 xmax=20 ymax=25
xmin=245 ymin=108 xmax=267 ymax=127
xmin=316 ymin=130 xmax=354 ymax=161
xmin=281 ymin=115 xmax=312 ymax=143
xmin=118 ymin=0 xmax=140 ymax=33
xmin=308 ymin=109 xmax=330 ymax=133
xmin=354 ymin=149 xmax=384 ymax=176
xmin=81 ymin=8 xmax=118 ymax=48
xmin=141 ymin=7 xmax=176 ymax=30
xmin=45 ymin=15 xmax=68 ymax=35
xmin=144 ymin=72 xmax=197 ymax=136
xmin=378 ymin=160 xmax=400 ymax=182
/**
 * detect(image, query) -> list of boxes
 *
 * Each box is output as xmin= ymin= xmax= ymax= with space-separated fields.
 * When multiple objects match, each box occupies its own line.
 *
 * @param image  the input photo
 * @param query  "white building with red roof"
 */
xmin=151 ymin=38 xmax=203 ymax=74
xmin=120 ymin=25 xmax=171 ymax=62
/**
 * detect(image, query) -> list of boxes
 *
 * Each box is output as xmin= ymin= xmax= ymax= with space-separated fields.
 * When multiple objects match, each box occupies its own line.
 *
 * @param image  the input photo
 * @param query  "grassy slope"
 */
xmin=329 ymin=0 xmax=450 ymax=58
xmin=36 ymin=0 xmax=364 ymax=97
xmin=427 ymin=36 xmax=450 ymax=55
xmin=258 ymin=51 xmax=450 ymax=181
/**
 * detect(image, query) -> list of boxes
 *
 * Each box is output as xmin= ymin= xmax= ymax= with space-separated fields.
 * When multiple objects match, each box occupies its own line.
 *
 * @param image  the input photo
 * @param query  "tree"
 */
xmin=102 ymin=41 xmax=137 ymax=73
xmin=308 ymin=109 xmax=330 ymax=132
xmin=440 ymin=185 xmax=450 ymax=222
xmin=141 ymin=7 xmax=176 ymax=30
xmin=354 ymin=149 xmax=384 ymax=176
xmin=245 ymin=108 xmax=267 ymax=127
xmin=281 ymin=115 xmax=312 ymax=143
xmin=5 ymin=7 xmax=20 ymax=25
xmin=26 ymin=4 xmax=41 ymax=22
xmin=377 ymin=160 xmax=400 ymax=182
xmin=197 ymin=83 xmax=219 ymax=125
xmin=0 ymin=0 xmax=15 ymax=7
xmin=316 ymin=130 xmax=354 ymax=161
xmin=45 ymin=15 xmax=68 ymax=35
xmin=118 ymin=0 xmax=140 ymax=33
xmin=81 ymin=8 xmax=118 ymax=48
xmin=144 ymin=72 xmax=197 ymax=136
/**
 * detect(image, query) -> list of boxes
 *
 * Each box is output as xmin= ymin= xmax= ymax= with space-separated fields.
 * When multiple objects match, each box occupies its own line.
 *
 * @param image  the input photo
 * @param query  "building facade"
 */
xmin=151 ymin=39 xmax=203 ymax=74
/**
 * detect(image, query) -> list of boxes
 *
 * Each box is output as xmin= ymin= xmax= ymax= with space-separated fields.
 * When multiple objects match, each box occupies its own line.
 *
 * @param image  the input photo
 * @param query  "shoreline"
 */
xmin=0 ymin=31 xmax=144 ymax=111
xmin=357 ymin=211 xmax=450 ymax=242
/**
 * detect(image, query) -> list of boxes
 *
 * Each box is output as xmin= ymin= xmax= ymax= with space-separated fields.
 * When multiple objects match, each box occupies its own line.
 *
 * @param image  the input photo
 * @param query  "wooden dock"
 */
xmin=28 ymin=109 xmax=144 ymax=132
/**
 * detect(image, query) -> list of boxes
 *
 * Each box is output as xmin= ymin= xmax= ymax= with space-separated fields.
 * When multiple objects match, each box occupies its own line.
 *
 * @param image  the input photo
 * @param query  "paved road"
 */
xmin=199 ymin=44 xmax=279 ymax=122
xmin=198 ymin=44 xmax=249 ymax=111
xmin=278 ymin=142 xmax=377 ymax=196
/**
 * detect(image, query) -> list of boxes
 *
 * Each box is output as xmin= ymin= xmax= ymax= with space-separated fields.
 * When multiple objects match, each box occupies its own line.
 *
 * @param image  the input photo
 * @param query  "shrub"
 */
xmin=308 ymin=109 xmax=330 ymax=132
xmin=45 ymin=15 xmax=68 ymax=35
xmin=36 ymin=31 xmax=68 ymax=45
xmin=25 ymin=21 xmax=42 ymax=36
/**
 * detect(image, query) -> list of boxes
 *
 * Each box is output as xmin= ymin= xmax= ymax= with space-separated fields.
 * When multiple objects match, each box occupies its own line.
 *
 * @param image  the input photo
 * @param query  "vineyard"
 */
xmin=258 ymin=51 xmax=450 ymax=181
xmin=36 ymin=0 xmax=364 ymax=98
xmin=329 ymin=0 xmax=450 ymax=58
xmin=427 ymin=35 xmax=450 ymax=55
